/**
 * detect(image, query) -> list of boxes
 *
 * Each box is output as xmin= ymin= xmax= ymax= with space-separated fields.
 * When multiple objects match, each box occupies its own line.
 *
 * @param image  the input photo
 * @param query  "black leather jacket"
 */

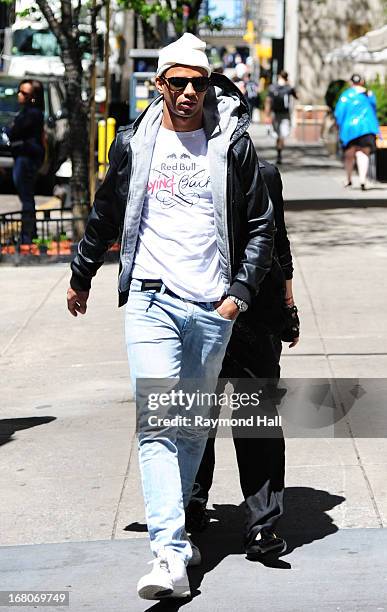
xmin=8 ymin=105 xmax=45 ymax=162
xmin=70 ymin=74 xmax=274 ymax=307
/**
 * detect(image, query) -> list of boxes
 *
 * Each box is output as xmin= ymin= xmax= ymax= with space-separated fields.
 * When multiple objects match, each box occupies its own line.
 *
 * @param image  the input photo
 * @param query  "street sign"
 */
xmin=260 ymin=0 xmax=284 ymax=39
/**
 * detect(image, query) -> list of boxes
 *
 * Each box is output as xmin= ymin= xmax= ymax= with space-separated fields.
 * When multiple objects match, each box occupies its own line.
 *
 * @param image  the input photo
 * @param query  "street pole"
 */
xmin=88 ymin=0 xmax=97 ymax=205
xmin=244 ymin=19 xmax=258 ymax=80
xmin=103 ymin=0 xmax=111 ymax=179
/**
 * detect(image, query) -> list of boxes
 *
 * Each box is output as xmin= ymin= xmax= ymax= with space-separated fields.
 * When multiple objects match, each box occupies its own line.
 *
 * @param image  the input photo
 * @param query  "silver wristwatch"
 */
xmin=227 ymin=295 xmax=248 ymax=312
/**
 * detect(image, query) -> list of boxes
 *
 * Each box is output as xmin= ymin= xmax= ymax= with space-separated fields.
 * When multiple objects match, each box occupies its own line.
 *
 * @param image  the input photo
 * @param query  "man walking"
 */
xmin=67 ymin=33 xmax=274 ymax=600
xmin=265 ymin=70 xmax=298 ymax=164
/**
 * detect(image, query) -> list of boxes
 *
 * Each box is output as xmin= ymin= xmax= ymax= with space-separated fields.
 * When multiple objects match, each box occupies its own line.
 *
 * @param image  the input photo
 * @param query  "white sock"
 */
xmin=355 ymin=151 xmax=369 ymax=185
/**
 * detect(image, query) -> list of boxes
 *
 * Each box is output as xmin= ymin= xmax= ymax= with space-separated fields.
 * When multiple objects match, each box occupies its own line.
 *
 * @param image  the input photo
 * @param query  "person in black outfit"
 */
xmin=186 ymin=159 xmax=300 ymax=559
xmin=243 ymin=73 xmax=260 ymax=123
xmin=7 ymin=79 xmax=45 ymax=243
xmin=264 ymin=71 xmax=298 ymax=165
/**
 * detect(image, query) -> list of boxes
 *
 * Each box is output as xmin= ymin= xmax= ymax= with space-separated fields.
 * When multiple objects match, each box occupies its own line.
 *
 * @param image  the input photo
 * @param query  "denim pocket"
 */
xmin=213 ymin=307 xmax=236 ymax=322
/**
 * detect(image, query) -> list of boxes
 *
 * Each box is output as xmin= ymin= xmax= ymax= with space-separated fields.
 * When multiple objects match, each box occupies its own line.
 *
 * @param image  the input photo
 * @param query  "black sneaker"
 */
xmin=245 ymin=528 xmax=287 ymax=560
xmin=185 ymin=500 xmax=210 ymax=533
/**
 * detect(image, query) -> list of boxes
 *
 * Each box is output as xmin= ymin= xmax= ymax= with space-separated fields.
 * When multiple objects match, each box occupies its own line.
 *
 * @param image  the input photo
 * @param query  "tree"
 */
xmin=35 ymin=0 xmax=103 ymax=229
xmin=121 ymin=0 xmax=224 ymax=47
xmin=4 ymin=0 xmax=111 ymax=233
xmin=6 ymin=0 xmax=223 ymax=234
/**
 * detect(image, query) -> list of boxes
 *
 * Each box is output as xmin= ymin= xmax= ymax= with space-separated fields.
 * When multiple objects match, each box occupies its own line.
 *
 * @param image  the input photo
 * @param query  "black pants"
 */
xmin=191 ymin=332 xmax=285 ymax=546
xmin=12 ymin=156 xmax=39 ymax=244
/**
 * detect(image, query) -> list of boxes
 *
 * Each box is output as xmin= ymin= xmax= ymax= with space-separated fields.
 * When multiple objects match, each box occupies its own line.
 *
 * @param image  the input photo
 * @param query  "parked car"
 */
xmin=0 ymin=75 xmax=69 ymax=194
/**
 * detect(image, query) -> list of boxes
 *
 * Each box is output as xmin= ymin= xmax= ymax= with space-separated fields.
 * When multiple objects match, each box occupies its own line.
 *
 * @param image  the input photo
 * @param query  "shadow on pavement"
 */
xmin=125 ymin=521 xmax=148 ymax=533
xmin=256 ymin=147 xmax=340 ymax=167
xmin=134 ymin=486 xmax=345 ymax=611
xmin=353 ymin=185 xmax=387 ymax=191
xmin=0 ymin=416 xmax=56 ymax=447
xmin=286 ymin=209 xmax=386 ymax=249
xmin=142 ymin=601 xmax=190 ymax=611
xmin=279 ymin=486 xmax=345 ymax=553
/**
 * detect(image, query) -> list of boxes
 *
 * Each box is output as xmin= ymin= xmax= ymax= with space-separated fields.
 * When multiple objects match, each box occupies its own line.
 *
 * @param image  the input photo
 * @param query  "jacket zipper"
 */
xmin=118 ymin=146 xmax=135 ymax=291
xmin=226 ymin=134 xmax=246 ymax=285
xmin=228 ymin=152 xmax=235 ymax=278
xmin=223 ymin=147 xmax=233 ymax=284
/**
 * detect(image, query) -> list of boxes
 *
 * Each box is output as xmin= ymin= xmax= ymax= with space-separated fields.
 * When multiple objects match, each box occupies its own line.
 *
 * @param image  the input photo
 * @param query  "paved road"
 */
xmin=0 ymin=134 xmax=386 ymax=610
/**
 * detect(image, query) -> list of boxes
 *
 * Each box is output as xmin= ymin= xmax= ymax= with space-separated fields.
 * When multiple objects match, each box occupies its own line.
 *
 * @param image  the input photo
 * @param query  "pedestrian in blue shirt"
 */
xmin=335 ymin=74 xmax=380 ymax=190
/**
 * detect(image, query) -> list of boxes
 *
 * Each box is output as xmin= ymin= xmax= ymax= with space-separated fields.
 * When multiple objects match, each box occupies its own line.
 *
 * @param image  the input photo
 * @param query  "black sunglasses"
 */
xmin=18 ymin=89 xmax=30 ymax=97
xmin=161 ymin=76 xmax=211 ymax=93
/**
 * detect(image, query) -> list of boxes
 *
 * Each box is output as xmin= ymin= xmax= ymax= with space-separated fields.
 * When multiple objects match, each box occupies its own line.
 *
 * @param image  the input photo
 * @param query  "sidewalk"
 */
xmin=249 ymin=123 xmax=387 ymax=207
xmin=1 ymin=145 xmax=387 ymax=609
xmin=0 ymin=194 xmax=59 ymax=215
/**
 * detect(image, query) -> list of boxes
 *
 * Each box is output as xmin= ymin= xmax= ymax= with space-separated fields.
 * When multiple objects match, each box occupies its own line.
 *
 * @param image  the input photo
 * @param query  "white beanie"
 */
xmin=156 ymin=33 xmax=211 ymax=77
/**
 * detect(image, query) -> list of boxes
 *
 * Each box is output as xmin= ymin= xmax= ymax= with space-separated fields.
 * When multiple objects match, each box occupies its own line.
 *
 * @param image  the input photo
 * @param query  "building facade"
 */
xmin=285 ymin=0 xmax=385 ymax=103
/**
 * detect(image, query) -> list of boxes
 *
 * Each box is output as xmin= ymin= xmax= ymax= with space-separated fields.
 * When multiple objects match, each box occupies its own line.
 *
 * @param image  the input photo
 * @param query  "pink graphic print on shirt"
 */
xmin=147 ymin=152 xmax=211 ymax=208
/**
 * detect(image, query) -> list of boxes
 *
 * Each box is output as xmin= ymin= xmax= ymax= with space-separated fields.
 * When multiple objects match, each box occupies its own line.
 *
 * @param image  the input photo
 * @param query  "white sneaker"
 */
xmin=137 ymin=556 xmax=173 ymax=600
xmin=164 ymin=549 xmax=191 ymax=598
xmin=183 ymin=530 xmax=202 ymax=566
xmin=137 ymin=549 xmax=191 ymax=600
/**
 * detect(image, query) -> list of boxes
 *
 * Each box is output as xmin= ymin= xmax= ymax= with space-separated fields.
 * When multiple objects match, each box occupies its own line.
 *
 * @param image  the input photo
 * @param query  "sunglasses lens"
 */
xmin=192 ymin=78 xmax=210 ymax=92
xmin=167 ymin=77 xmax=210 ymax=92
xmin=168 ymin=78 xmax=189 ymax=91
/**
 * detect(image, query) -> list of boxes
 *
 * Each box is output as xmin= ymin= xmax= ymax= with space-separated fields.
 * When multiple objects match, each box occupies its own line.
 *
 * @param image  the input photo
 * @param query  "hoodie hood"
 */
xmin=203 ymin=72 xmax=251 ymax=144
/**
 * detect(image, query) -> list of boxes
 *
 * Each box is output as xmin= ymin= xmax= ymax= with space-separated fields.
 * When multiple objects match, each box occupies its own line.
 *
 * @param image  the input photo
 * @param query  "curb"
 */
xmin=0 ymin=250 xmax=120 ymax=266
xmin=284 ymin=198 xmax=387 ymax=209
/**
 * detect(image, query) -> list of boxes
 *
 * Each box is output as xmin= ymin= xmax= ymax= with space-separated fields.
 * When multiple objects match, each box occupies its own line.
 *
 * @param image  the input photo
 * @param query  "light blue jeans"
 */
xmin=125 ymin=279 xmax=234 ymax=563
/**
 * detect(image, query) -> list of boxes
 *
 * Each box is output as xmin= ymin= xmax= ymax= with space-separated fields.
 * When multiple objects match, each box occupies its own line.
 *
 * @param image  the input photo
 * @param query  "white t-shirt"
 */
xmin=131 ymin=126 xmax=225 ymax=302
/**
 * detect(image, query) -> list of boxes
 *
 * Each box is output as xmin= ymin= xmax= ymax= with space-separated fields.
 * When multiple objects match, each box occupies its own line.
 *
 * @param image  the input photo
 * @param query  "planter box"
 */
xmin=20 ymin=244 xmax=39 ymax=256
xmin=47 ymin=241 xmax=72 ymax=256
xmin=1 ymin=245 xmax=16 ymax=255
xmin=376 ymin=148 xmax=387 ymax=182
xmin=108 ymin=243 xmax=120 ymax=252
xmin=376 ymin=126 xmax=387 ymax=148
xmin=293 ymin=105 xmax=329 ymax=143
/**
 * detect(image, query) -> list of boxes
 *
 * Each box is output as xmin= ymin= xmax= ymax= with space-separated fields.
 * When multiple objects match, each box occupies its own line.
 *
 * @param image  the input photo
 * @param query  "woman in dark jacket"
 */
xmin=8 ymin=79 xmax=45 ymax=243
xmin=187 ymin=160 xmax=300 ymax=559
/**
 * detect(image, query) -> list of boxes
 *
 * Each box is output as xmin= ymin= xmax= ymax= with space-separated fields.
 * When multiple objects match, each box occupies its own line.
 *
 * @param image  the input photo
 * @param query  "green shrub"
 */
xmin=325 ymin=79 xmax=347 ymax=110
xmin=366 ymin=75 xmax=387 ymax=125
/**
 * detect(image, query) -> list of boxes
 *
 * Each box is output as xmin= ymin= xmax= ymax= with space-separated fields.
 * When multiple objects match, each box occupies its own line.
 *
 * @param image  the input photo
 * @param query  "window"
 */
xmin=11 ymin=28 xmax=104 ymax=61
xmin=348 ymin=22 xmax=370 ymax=41
xmin=0 ymin=83 xmax=19 ymax=113
xmin=12 ymin=28 xmax=61 ymax=57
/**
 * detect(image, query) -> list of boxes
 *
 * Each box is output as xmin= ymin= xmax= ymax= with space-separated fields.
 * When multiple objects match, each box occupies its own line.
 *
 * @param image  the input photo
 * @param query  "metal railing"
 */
xmin=0 ymin=207 xmax=121 ymax=259
xmin=0 ymin=208 xmax=82 ymax=256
